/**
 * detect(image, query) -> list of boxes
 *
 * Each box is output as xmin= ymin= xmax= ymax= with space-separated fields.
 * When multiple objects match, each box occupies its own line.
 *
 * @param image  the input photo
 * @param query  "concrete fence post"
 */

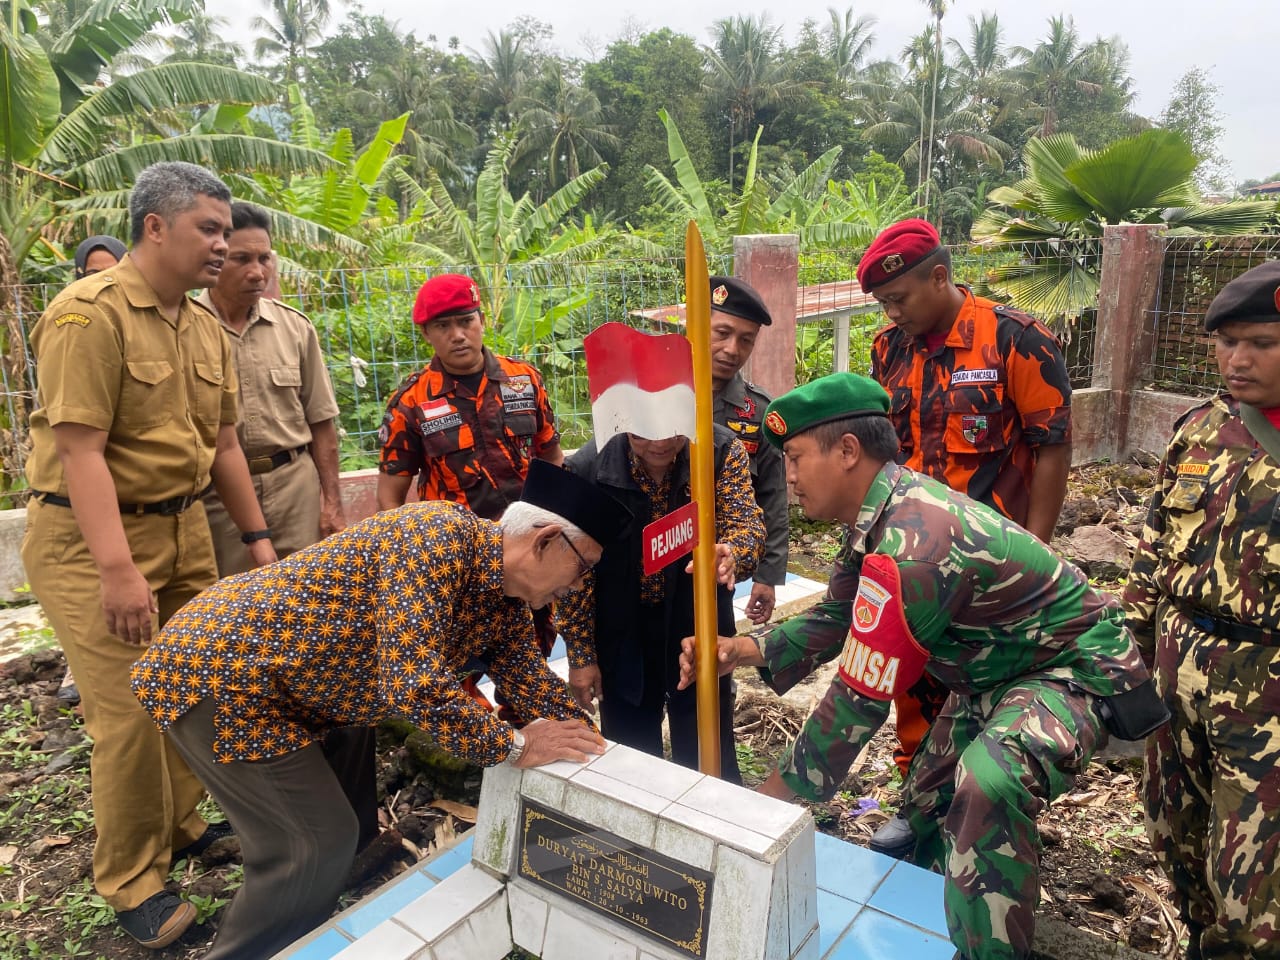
xmin=1070 ymin=224 xmax=1166 ymax=462
xmin=732 ymin=234 xmax=799 ymax=398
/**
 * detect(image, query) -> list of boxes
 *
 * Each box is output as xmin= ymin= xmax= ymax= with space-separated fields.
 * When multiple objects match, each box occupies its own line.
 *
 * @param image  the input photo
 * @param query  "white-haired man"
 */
xmin=131 ymin=460 xmax=630 ymax=960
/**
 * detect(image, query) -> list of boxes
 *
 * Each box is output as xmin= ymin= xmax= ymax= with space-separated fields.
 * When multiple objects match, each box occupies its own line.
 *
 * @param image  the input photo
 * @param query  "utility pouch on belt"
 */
xmin=836 ymin=554 xmax=929 ymax=700
xmin=1095 ymin=679 xmax=1170 ymax=741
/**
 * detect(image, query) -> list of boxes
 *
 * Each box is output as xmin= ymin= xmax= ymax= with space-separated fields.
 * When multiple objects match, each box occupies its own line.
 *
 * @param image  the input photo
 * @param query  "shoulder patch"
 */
xmin=263 ymin=297 xmax=311 ymax=322
xmin=53 ymin=312 xmax=92 ymax=328
xmin=386 ymin=369 xmax=426 ymax=410
xmin=992 ymin=304 xmax=1040 ymax=329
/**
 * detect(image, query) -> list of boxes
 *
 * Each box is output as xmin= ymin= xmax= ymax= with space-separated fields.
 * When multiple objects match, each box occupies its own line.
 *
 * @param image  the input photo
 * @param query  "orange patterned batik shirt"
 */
xmin=131 ymin=502 xmax=586 ymax=765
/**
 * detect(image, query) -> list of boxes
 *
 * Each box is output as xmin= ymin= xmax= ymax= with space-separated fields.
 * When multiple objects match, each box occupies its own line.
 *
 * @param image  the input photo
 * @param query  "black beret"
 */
xmin=710 ymin=275 xmax=772 ymax=326
xmin=519 ymin=459 xmax=633 ymax=545
xmin=1204 ymin=261 xmax=1280 ymax=332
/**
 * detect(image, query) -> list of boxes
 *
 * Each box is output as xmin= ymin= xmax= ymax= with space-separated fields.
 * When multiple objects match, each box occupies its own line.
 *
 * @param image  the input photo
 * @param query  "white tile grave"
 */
xmin=334 ymin=740 xmax=817 ymax=960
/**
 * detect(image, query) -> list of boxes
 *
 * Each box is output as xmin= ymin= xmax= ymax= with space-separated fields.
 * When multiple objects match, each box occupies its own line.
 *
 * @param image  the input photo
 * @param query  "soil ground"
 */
xmin=0 ymin=458 xmax=1186 ymax=960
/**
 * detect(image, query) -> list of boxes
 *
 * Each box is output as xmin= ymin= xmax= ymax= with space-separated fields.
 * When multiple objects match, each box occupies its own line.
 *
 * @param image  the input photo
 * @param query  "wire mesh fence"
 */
xmin=0 ymin=231 xmax=1152 ymax=501
xmin=1147 ymin=235 xmax=1280 ymax=394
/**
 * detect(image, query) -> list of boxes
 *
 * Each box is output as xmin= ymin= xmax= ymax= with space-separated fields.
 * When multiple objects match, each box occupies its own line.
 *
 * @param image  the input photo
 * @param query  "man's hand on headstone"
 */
xmin=518 ymin=718 xmax=605 ymax=768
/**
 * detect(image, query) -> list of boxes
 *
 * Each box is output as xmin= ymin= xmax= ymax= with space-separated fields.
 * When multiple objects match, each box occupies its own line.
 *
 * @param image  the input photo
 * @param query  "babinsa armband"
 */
xmin=836 ymin=554 xmax=929 ymax=700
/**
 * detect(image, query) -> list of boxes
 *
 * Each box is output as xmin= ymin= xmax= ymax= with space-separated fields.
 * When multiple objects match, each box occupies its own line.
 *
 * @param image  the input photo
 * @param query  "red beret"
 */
xmin=413 ymin=273 xmax=482 ymax=325
xmin=857 ymin=219 xmax=942 ymax=291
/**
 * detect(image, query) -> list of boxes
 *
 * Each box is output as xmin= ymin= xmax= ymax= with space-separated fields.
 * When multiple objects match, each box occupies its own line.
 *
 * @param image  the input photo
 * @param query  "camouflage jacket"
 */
xmin=1123 ymin=394 xmax=1280 ymax=658
xmin=760 ymin=462 xmax=1148 ymax=801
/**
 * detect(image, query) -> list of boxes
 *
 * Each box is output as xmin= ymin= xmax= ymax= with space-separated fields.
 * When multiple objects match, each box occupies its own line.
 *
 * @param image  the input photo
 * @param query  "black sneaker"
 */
xmin=56 ymin=683 xmax=80 ymax=706
xmin=868 ymin=813 xmax=917 ymax=861
xmin=173 ymin=820 xmax=234 ymax=862
xmin=116 ymin=891 xmax=196 ymax=949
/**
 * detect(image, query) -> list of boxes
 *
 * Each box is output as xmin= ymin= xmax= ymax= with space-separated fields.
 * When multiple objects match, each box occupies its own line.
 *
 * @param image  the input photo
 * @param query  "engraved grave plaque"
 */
xmin=517 ymin=798 xmax=713 ymax=957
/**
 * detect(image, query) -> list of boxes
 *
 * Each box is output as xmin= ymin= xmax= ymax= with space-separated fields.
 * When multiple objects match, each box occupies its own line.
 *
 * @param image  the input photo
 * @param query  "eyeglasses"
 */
xmin=560 ymin=531 xmax=596 ymax=577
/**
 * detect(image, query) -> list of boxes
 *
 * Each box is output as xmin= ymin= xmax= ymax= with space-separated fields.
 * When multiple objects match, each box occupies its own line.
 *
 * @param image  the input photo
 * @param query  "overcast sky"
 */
xmin=219 ymin=0 xmax=1276 ymax=182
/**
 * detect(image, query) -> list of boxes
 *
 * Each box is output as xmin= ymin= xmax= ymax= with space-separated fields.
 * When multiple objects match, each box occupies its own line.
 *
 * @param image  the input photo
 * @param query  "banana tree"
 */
xmin=973 ymin=129 xmax=1277 ymax=320
xmin=0 ymin=0 xmax=334 ymax=277
xmin=645 ymin=108 xmax=901 ymax=254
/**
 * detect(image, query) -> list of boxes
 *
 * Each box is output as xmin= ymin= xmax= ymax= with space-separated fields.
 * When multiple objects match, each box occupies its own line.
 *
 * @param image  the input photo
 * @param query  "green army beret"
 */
xmin=763 ymin=373 xmax=891 ymax=448
xmin=1204 ymin=260 xmax=1280 ymax=332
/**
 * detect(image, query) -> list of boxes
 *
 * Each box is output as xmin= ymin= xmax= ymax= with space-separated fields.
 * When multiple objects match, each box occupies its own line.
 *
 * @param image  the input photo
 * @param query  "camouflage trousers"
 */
xmin=902 ymin=677 xmax=1103 ymax=960
xmin=1145 ymin=605 xmax=1280 ymax=960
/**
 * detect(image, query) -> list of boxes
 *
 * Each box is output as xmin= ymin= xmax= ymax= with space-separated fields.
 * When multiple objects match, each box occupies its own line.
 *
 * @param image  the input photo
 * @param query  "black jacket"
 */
xmin=565 ymin=428 xmax=739 ymax=705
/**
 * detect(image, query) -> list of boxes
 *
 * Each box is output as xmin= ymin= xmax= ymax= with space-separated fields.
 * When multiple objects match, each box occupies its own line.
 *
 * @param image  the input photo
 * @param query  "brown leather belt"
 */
xmin=1172 ymin=600 xmax=1280 ymax=646
xmin=247 ymin=445 xmax=308 ymax=476
xmin=33 ymin=487 xmax=210 ymax=516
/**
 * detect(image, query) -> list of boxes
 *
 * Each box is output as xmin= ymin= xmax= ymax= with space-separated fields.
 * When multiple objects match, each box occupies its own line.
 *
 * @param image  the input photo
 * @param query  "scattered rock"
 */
xmin=196 ymin=837 xmax=241 ymax=868
xmin=1064 ymin=525 xmax=1133 ymax=581
xmin=43 ymin=750 xmax=79 ymax=775
xmin=1090 ymin=873 xmax=1130 ymax=912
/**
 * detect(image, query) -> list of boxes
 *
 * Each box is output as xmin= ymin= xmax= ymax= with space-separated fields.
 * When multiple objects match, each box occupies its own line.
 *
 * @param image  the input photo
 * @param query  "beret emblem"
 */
xmin=881 ymin=253 xmax=905 ymax=274
xmin=712 ymin=284 xmax=729 ymax=306
xmin=764 ymin=410 xmax=787 ymax=435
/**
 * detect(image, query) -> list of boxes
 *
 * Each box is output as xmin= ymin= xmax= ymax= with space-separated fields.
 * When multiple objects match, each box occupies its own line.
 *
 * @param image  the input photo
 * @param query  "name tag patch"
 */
xmin=1176 ymin=462 xmax=1210 ymax=477
xmin=501 ymin=377 xmax=538 ymax=413
xmin=419 ymin=399 xmax=463 ymax=434
xmin=950 ymin=368 xmax=999 ymax=385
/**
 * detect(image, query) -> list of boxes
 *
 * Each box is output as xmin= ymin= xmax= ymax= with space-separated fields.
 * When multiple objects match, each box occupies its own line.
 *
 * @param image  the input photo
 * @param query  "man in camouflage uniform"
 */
xmin=1124 ymin=260 xmax=1280 ymax=960
xmin=679 ymin=373 xmax=1155 ymax=960
xmin=709 ymin=275 xmax=789 ymax=624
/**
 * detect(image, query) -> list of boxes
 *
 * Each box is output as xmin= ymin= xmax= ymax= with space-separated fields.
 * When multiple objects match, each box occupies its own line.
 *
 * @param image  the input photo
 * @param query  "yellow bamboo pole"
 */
xmin=684 ymin=221 xmax=720 ymax=778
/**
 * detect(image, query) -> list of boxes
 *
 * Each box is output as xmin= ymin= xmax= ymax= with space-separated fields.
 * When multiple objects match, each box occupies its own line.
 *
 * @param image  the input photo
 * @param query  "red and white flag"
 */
xmin=584 ymin=323 xmax=696 ymax=443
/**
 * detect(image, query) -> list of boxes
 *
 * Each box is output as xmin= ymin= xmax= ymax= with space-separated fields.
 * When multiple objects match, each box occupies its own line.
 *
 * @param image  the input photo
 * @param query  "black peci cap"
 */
xmin=519 ymin=460 xmax=633 ymax=545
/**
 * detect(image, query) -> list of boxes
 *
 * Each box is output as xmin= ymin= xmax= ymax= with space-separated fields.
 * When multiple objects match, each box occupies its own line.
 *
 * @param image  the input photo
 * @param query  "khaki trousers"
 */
xmin=203 ymin=449 xmax=321 ymax=576
xmin=21 ymin=499 xmax=216 ymax=910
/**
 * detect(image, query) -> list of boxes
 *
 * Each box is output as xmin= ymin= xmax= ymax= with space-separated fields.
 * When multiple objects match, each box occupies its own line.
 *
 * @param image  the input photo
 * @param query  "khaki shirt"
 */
xmin=195 ymin=293 xmax=339 ymax=458
xmin=25 ymin=255 xmax=237 ymax=501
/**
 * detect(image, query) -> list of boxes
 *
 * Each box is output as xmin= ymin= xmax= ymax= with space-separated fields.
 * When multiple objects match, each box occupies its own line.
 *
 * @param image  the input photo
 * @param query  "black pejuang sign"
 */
xmin=517 ymin=799 xmax=714 ymax=957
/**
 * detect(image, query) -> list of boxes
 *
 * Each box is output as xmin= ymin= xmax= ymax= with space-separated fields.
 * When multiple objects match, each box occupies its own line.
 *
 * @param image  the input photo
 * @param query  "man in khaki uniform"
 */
xmin=198 ymin=202 xmax=345 ymax=575
xmin=21 ymin=162 xmax=276 ymax=950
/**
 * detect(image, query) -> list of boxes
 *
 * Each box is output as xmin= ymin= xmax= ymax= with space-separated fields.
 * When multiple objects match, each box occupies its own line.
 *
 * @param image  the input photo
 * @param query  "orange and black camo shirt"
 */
xmin=378 ymin=347 xmax=559 ymax=520
xmin=870 ymin=287 xmax=1072 ymax=526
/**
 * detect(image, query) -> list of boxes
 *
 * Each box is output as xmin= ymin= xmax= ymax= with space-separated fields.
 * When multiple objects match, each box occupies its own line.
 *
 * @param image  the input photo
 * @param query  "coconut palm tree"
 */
xmin=824 ymin=7 xmax=877 ymax=89
xmin=252 ymin=0 xmax=331 ymax=85
xmin=151 ymin=12 xmax=244 ymax=66
xmin=516 ymin=62 xmax=619 ymax=192
xmin=0 ymin=0 xmax=332 ymax=277
xmin=919 ymin=0 xmax=946 ymax=218
xmin=1011 ymin=16 xmax=1104 ymax=137
xmin=703 ymin=14 xmax=801 ymax=192
xmin=948 ymin=13 xmax=1020 ymax=123
xmin=472 ymin=28 xmax=535 ymax=131
xmin=973 ymin=129 xmax=1277 ymax=320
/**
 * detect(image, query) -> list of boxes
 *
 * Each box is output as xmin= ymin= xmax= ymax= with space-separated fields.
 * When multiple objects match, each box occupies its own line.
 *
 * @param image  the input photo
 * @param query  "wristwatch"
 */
xmin=505 ymin=728 xmax=526 ymax=766
xmin=240 ymin=528 xmax=273 ymax=544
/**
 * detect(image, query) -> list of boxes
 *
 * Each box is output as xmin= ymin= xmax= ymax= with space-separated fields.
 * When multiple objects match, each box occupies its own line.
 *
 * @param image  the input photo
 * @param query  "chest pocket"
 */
xmin=191 ymin=361 xmax=225 ymax=445
xmin=266 ymin=366 xmax=306 ymax=424
xmin=417 ymin=404 xmax=481 ymax=490
xmin=1158 ymin=474 xmax=1209 ymax=563
xmin=120 ymin=360 xmax=176 ymax=429
xmin=943 ymin=385 xmax=1008 ymax=455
